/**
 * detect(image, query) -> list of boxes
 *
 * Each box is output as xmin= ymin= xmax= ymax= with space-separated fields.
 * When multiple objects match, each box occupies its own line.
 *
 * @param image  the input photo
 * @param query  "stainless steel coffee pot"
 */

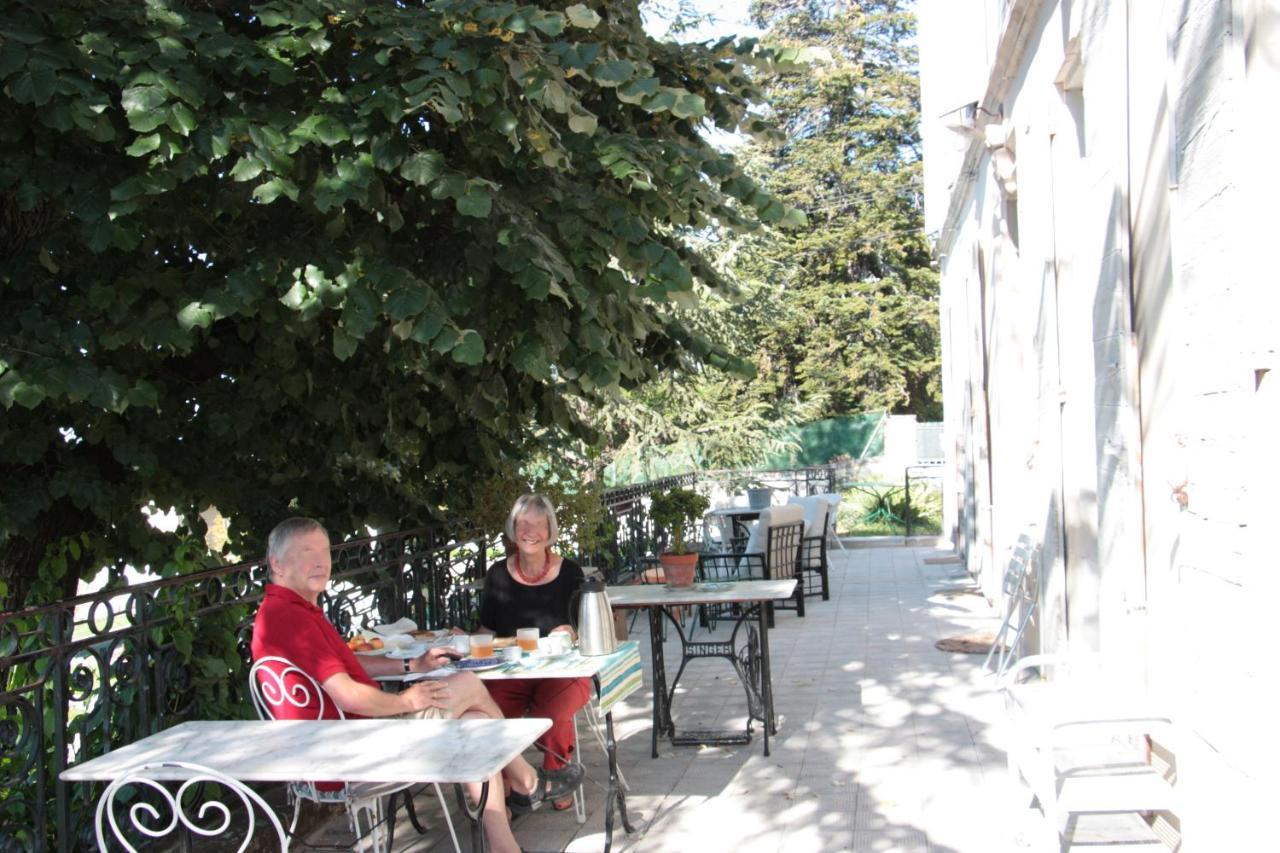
xmin=572 ymin=577 xmax=618 ymax=656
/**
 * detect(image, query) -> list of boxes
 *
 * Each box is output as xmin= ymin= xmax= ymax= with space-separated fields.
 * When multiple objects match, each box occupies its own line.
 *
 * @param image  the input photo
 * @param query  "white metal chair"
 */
xmin=248 ymin=656 xmax=459 ymax=853
xmin=94 ymin=760 xmax=287 ymax=852
xmin=981 ymin=531 xmax=1041 ymax=680
xmin=999 ymin=654 xmax=1179 ymax=848
xmin=814 ymin=491 xmax=845 ymax=551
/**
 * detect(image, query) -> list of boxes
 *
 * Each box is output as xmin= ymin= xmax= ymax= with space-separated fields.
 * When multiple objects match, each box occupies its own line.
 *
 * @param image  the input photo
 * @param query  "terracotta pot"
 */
xmin=658 ymin=552 xmax=699 ymax=588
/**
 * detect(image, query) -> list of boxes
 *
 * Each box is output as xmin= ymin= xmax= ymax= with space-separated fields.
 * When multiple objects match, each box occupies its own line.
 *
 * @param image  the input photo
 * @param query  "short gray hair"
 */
xmin=267 ymin=517 xmax=329 ymax=565
xmin=504 ymin=494 xmax=558 ymax=544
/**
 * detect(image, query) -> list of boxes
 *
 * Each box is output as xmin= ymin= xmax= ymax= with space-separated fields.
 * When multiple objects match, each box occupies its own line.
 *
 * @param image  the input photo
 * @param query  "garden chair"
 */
xmin=1000 ymin=653 xmax=1179 ymax=848
xmin=94 ymin=760 xmax=287 ymax=852
xmin=786 ymin=494 xmax=833 ymax=601
xmin=698 ymin=503 xmax=805 ymax=629
xmin=248 ymin=656 xmax=459 ymax=853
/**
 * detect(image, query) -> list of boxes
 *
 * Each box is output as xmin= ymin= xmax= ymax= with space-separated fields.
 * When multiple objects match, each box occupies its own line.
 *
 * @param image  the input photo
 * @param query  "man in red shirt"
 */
xmin=251 ymin=517 xmax=581 ymax=853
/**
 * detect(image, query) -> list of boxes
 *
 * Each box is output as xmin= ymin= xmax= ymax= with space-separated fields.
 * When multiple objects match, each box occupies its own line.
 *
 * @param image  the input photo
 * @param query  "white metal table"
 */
xmin=61 ymin=718 xmax=549 ymax=852
xmin=378 ymin=641 xmax=643 ymax=851
xmin=607 ymin=579 xmax=797 ymax=758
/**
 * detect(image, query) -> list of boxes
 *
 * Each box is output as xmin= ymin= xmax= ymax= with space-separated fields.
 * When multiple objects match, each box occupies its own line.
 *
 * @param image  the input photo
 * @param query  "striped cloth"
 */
xmin=595 ymin=640 xmax=643 ymax=713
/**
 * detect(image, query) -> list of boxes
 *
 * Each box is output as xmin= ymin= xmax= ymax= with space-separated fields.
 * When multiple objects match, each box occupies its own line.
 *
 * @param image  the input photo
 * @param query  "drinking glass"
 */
xmin=469 ymin=634 xmax=494 ymax=658
xmin=516 ymin=627 xmax=540 ymax=653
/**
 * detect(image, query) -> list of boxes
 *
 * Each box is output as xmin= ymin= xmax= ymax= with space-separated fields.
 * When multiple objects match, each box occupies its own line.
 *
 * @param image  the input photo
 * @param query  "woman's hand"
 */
xmin=551 ymin=624 xmax=576 ymax=641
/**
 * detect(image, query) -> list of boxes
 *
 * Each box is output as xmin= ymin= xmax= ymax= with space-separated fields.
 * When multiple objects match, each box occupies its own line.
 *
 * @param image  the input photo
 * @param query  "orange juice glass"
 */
xmin=469 ymin=634 xmax=494 ymax=658
xmin=516 ymin=628 xmax=540 ymax=653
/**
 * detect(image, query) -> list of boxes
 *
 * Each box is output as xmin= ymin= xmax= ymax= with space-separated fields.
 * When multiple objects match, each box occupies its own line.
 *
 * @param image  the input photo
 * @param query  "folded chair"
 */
xmin=94 ymin=760 xmax=287 ymax=852
xmin=248 ymin=656 xmax=459 ymax=853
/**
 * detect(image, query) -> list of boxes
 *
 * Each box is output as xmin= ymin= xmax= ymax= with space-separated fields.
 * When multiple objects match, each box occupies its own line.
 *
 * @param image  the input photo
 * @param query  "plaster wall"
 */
xmin=920 ymin=0 xmax=1279 ymax=846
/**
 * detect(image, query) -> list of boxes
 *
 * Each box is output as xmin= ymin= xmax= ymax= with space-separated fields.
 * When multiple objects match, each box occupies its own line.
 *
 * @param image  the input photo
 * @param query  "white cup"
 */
xmin=500 ymin=646 xmax=522 ymax=663
xmin=450 ymin=635 xmax=471 ymax=656
xmin=549 ymin=629 xmax=573 ymax=654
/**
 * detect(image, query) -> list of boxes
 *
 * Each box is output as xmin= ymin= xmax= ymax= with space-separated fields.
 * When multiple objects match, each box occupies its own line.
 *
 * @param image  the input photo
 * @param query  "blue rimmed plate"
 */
xmin=452 ymin=658 xmax=507 ymax=672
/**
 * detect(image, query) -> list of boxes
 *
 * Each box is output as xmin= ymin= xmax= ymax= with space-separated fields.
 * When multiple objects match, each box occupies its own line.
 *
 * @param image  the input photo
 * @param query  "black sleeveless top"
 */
xmin=478 ymin=557 xmax=585 ymax=636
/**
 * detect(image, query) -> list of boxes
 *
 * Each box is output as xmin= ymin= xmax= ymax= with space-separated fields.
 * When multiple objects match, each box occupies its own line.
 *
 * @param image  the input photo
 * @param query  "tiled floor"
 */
xmin=364 ymin=544 xmax=1054 ymax=852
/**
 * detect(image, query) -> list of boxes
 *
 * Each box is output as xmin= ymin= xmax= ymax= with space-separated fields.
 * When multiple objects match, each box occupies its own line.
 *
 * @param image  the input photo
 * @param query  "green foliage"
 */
xmin=0 ymin=0 xmax=804 ymax=607
xmin=648 ymin=486 xmax=708 ymax=554
xmin=465 ymin=460 xmax=614 ymax=559
xmin=733 ymin=0 xmax=941 ymax=420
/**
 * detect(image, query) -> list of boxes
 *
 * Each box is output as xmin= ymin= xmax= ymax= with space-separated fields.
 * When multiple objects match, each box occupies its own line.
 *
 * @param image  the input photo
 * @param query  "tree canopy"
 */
xmin=0 ymin=0 xmax=807 ymax=607
xmin=733 ymin=0 xmax=939 ymax=420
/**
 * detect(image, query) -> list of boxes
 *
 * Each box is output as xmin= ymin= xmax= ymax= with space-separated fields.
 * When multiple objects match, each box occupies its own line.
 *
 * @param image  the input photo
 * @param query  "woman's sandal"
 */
xmin=505 ymin=765 xmax=585 ymax=815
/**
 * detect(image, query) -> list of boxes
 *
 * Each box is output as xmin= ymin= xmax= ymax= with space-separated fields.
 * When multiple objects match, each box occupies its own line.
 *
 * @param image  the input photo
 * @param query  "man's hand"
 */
xmin=551 ymin=624 xmax=576 ymax=640
xmin=400 ymin=680 xmax=449 ymax=714
xmin=411 ymin=646 xmax=461 ymax=672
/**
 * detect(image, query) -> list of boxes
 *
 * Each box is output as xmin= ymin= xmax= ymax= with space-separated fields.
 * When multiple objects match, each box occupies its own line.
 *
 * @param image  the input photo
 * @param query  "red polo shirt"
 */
xmin=250 ymin=583 xmax=378 ymax=720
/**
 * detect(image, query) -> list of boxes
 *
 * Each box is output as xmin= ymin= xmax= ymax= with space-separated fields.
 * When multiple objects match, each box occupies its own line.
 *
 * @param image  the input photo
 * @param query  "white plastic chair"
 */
xmin=248 ymin=656 xmax=459 ymax=853
xmin=94 ymin=760 xmax=287 ymax=852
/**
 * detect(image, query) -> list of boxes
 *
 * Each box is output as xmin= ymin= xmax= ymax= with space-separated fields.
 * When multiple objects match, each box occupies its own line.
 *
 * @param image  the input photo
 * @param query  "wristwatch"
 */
xmin=402 ymin=658 xmax=412 ymax=674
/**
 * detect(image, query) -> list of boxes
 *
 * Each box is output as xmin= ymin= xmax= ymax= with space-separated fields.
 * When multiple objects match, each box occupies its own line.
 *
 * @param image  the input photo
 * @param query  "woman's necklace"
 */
xmin=512 ymin=547 xmax=555 ymax=584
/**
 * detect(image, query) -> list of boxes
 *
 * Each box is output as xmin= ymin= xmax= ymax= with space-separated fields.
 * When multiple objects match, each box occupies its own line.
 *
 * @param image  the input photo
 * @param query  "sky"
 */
xmin=644 ymin=0 xmax=762 ymax=43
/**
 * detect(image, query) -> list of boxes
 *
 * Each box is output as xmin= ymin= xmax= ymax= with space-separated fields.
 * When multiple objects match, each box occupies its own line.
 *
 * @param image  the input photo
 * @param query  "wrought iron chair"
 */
xmin=697 ymin=504 xmax=806 ymax=629
xmin=94 ymin=760 xmax=287 ymax=852
xmin=786 ymin=494 xmax=834 ymax=601
xmin=248 ymin=656 xmax=459 ymax=853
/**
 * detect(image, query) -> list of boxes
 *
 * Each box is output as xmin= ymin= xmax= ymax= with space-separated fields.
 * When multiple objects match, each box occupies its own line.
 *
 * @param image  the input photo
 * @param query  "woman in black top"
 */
xmin=478 ymin=494 xmax=592 ymax=813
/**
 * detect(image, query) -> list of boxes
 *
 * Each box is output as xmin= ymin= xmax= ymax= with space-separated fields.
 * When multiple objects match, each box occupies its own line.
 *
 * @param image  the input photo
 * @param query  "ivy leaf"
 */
xmin=10 ymin=68 xmax=58 ymax=105
xmin=176 ymin=302 xmax=214 ymax=331
xmin=567 ymin=108 xmax=597 ymax=136
xmin=592 ymin=60 xmax=635 ymax=86
xmin=125 ymin=133 xmax=161 ymax=156
xmin=252 ymin=177 xmax=299 ymax=204
xmin=451 ymin=329 xmax=486 ymax=365
xmin=617 ymin=77 xmax=659 ymax=104
xmin=456 ymin=187 xmax=492 ymax=218
xmin=565 ymin=4 xmax=601 ymax=29
xmin=530 ymin=13 xmax=565 ymax=36
xmin=400 ymin=150 xmax=445 ymax=186
xmin=0 ymin=41 xmax=28 ymax=78
xmin=333 ymin=328 xmax=358 ymax=361
xmin=229 ymin=156 xmax=264 ymax=181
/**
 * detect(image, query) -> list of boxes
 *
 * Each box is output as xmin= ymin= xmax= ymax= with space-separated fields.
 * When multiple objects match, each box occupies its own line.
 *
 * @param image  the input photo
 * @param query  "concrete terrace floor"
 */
xmin=356 ymin=544 xmax=1051 ymax=852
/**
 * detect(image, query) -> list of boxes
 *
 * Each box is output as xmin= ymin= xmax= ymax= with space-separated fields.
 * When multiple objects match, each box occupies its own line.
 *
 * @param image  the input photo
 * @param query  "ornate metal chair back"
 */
xmin=94 ymin=760 xmax=287 ymax=853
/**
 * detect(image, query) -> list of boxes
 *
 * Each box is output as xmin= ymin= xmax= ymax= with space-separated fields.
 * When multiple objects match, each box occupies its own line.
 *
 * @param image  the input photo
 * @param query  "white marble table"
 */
xmin=608 ymin=578 xmax=798 ymax=757
xmin=62 ymin=718 xmax=549 ymax=850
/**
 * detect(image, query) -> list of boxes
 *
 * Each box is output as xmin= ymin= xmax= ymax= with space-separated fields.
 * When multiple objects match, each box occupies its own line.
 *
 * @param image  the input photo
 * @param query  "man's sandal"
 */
xmin=505 ymin=765 xmax=585 ymax=815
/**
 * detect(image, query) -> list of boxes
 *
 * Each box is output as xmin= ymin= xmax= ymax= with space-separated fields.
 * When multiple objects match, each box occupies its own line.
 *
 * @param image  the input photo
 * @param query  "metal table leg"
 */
xmin=646 ymin=607 xmax=670 ymax=759
xmin=656 ymin=602 xmax=778 ymax=752
xmin=454 ymin=780 xmax=488 ymax=853
xmin=593 ymin=674 xmax=637 ymax=853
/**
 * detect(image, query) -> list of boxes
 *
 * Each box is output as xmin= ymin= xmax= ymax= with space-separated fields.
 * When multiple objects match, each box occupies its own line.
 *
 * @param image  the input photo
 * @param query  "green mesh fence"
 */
xmin=762 ymin=413 xmax=886 ymax=468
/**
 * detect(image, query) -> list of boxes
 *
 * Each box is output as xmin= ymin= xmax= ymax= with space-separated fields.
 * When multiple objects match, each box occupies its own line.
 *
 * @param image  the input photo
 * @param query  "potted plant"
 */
xmin=648 ymin=487 xmax=710 ymax=587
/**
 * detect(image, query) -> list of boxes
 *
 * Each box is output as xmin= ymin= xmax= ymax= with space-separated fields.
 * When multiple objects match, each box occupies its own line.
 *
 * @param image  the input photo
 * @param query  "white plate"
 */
xmin=353 ymin=647 xmax=389 ymax=657
xmin=385 ymin=644 xmax=429 ymax=659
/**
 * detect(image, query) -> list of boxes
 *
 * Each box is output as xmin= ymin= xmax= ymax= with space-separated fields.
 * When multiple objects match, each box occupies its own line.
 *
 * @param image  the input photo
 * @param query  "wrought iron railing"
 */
xmin=0 ymin=466 xmax=831 ymax=851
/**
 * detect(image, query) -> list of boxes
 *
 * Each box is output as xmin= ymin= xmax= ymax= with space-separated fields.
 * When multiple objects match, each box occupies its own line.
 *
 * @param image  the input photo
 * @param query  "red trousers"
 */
xmin=485 ymin=677 xmax=592 ymax=770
